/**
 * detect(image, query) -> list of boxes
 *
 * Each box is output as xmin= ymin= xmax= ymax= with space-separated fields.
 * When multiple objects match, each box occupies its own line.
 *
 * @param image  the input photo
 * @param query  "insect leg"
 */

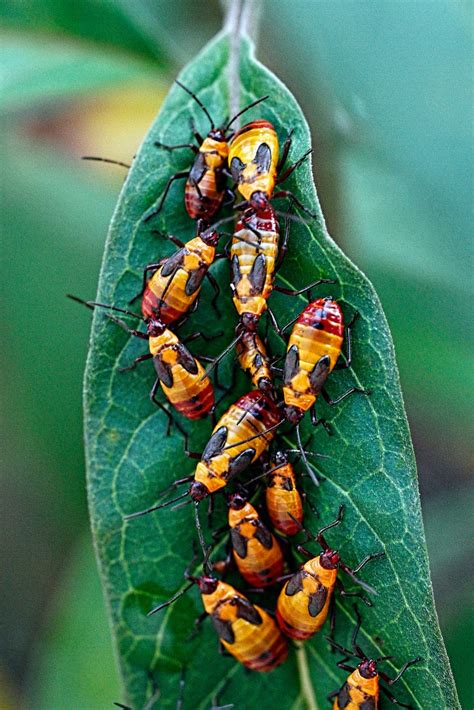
xmin=336 ymin=578 xmax=372 ymax=607
xmin=310 ymin=405 xmax=332 ymax=435
xmin=143 ymin=171 xmax=189 ymax=223
xmin=274 ymin=277 xmax=335 ymax=297
xmin=129 ymin=262 xmax=162 ymax=305
xmin=276 ymin=148 xmax=312 ymax=184
xmin=321 ymin=386 xmax=370 ymax=406
xmin=277 ymin=129 xmax=294 ymax=172
xmin=150 ymin=229 xmax=186 ymax=248
xmin=335 ymin=311 xmax=359 ymax=369
xmin=119 ymin=352 xmax=153 ymax=372
xmin=154 ymin=140 xmax=199 ymax=154
xmin=272 ymin=189 xmax=319 ymax=220
xmin=205 ymin=270 xmax=222 ymax=317
xmin=379 ymin=685 xmax=413 ymax=708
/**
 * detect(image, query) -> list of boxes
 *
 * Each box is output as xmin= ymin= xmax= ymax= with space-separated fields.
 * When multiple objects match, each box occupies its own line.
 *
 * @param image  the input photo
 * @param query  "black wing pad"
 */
xmin=154 ymin=356 xmax=174 ymax=388
xmin=248 ymin=253 xmax=267 ymax=295
xmin=308 ymin=355 xmax=331 ymax=394
xmin=285 ymin=570 xmax=305 ymax=596
xmin=202 ymin=426 xmax=228 ymax=461
xmin=230 ymin=156 xmax=245 ymax=183
xmin=212 ymin=615 xmax=235 ymax=644
xmin=231 ymin=254 xmax=242 ymax=289
xmin=307 ymin=585 xmax=328 ymax=617
xmin=189 ymin=152 xmax=207 ymax=185
xmin=175 ymin=343 xmax=198 ymax=375
xmin=252 ymin=143 xmax=272 ymax=174
xmin=234 ymin=597 xmax=263 ymax=626
xmin=337 ymin=682 xmax=351 ymax=709
xmin=227 ymin=448 xmax=256 ymax=479
xmin=253 ymin=520 xmax=273 ymax=549
xmin=160 ymin=249 xmax=185 ymax=278
xmin=360 ymin=700 xmax=376 ymax=710
xmin=185 ymin=264 xmax=207 ymax=296
xmin=231 ymin=528 xmax=248 ymax=558
xmin=283 ymin=344 xmax=300 ymax=385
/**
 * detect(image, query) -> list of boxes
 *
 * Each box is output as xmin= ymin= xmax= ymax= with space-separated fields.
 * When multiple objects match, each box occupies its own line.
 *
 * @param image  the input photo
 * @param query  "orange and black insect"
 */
xmin=132 ymin=220 xmax=223 ymax=324
xmin=229 ymin=204 xmax=331 ymax=330
xmin=144 ymin=82 xmax=268 ymax=223
xmin=227 ymin=490 xmax=284 ymax=587
xmin=149 ymin=564 xmax=288 ymax=673
xmin=234 ymin=321 xmax=273 ymax=393
xmin=125 ymin=390 xmax=282 ymax=521
xmin=276 ymin=506 xmax=384 ymax=641
xmin=279 ymin=296 xmax=368 ymax=480
xmin=264 ymin=450 xmax=304 ymax=536
xmin=327 ymin=606 xmax=420 ymax=709
xmin=229 ymin=119 xmax=316 ymax=218
xmin=68 ymin=296 xmax=215 ymax=426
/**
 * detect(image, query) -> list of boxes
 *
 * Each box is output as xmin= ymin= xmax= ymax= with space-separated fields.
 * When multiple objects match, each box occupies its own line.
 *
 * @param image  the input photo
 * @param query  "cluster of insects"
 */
xmin=77 ymin=80 xmax=420 ymax=708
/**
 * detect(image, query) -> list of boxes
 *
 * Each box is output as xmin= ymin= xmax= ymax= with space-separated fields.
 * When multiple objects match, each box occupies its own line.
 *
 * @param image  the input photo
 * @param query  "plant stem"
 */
xmin=295 ymin=641 xmax=319 ymax=710
xmin=224 ymin=0 xmax=263 ymax=121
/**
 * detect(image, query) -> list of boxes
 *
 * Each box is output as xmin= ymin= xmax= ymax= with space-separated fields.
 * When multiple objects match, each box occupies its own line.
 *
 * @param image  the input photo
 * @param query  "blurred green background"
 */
xmin=1 ymin=1 xmax=472 ymax=708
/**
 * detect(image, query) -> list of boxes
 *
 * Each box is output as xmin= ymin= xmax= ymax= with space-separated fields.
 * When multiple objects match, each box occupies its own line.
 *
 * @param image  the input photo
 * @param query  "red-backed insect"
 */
xmin=277 ymin=297 xmax=368 ymax=482
xmin=144 ymin=82 xmax=268 ymax=223
xmin=125 ymin=390 xmax=282 ymax=521
xmin=227 ymin=490 xmax=284 ymax=587
xmin=68 ymin=296 xmax=216 ymax=426
xmin=327 ymin=606 xmax=420 ymax=709
xmin=148 ymin=556 xmax=288 ymax=673
xmin=276 ymin=506 xmax=384 ymax=641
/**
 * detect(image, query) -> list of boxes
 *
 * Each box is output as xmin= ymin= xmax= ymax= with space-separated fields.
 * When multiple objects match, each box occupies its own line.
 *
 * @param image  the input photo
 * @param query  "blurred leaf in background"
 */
xmin=1 ymin=0 xmax=472 ymax=708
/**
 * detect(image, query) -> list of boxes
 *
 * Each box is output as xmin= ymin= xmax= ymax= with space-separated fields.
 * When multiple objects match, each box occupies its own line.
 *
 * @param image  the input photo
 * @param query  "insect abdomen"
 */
xmin=231 ymin=206 xmax=279 ymax=319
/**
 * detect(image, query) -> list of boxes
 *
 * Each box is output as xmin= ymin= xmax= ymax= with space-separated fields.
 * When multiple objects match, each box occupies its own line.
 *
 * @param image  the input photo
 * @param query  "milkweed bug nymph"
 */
xmin=327 ymin=605 xmax=421 ymax=709
xmin=148 ymin=550 xmax=288 ymax=673
xmin=144 ymin=82 xmax=268 ymax=223
xmin=276 ymin=506 xmax=384 ymax=641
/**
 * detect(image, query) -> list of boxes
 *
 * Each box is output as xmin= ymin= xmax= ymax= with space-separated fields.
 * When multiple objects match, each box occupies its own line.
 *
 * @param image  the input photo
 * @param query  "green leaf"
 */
xmin=84 ymin=32 xmax=459 ymax=709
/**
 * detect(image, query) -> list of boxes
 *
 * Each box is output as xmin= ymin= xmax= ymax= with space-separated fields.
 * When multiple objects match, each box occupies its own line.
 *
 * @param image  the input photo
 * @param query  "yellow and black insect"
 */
xmin=68 ymin=296 xmax=215 ymax=426
xmin=227 ymin=490 xmax=284 ymax=587
xmin=144 ymin=82 xmax=268 ymax=223
xmin=148 ymin=557 xmax=288 ymax=673
xmin=276 ymin=506 xmax=384 ymax=641
xmin=133 ymin=220 xmax=223 ymax=324
xmin=264 ymin=450 xmax=304 ymax=537
xmin=235 ymin=322 xmax=273 ymax=393
xmin=327 ymin=606 xmax=420 ymax=709
xmin=124 ymin=390 xmax=282 ymax=522
xmin=190 ymin=390 xmax=282 ymax=501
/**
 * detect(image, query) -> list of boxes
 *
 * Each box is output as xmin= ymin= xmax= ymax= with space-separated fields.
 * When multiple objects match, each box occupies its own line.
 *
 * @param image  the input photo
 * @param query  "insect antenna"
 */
xmin=295 ymin=423 xmax=321 ymax=487
xmin=67 ymin=294 xmax=142 ymax=320
xmin=82 ymin=156 xmax=130 ymax=169
xmin=147 ymin=580 xmax=195 ymax=616
xmin=200 ymin=331 xmax=243 ymax=380
xmin=194 ymin=502 xmax=212 ymax=571
xmin=124 ymin=490 xmax=189 ymax=520
xmin=175 ymin=80 xmax=215 ymax=128
xmin=225 ymin=95 xmax=269 ymax=131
